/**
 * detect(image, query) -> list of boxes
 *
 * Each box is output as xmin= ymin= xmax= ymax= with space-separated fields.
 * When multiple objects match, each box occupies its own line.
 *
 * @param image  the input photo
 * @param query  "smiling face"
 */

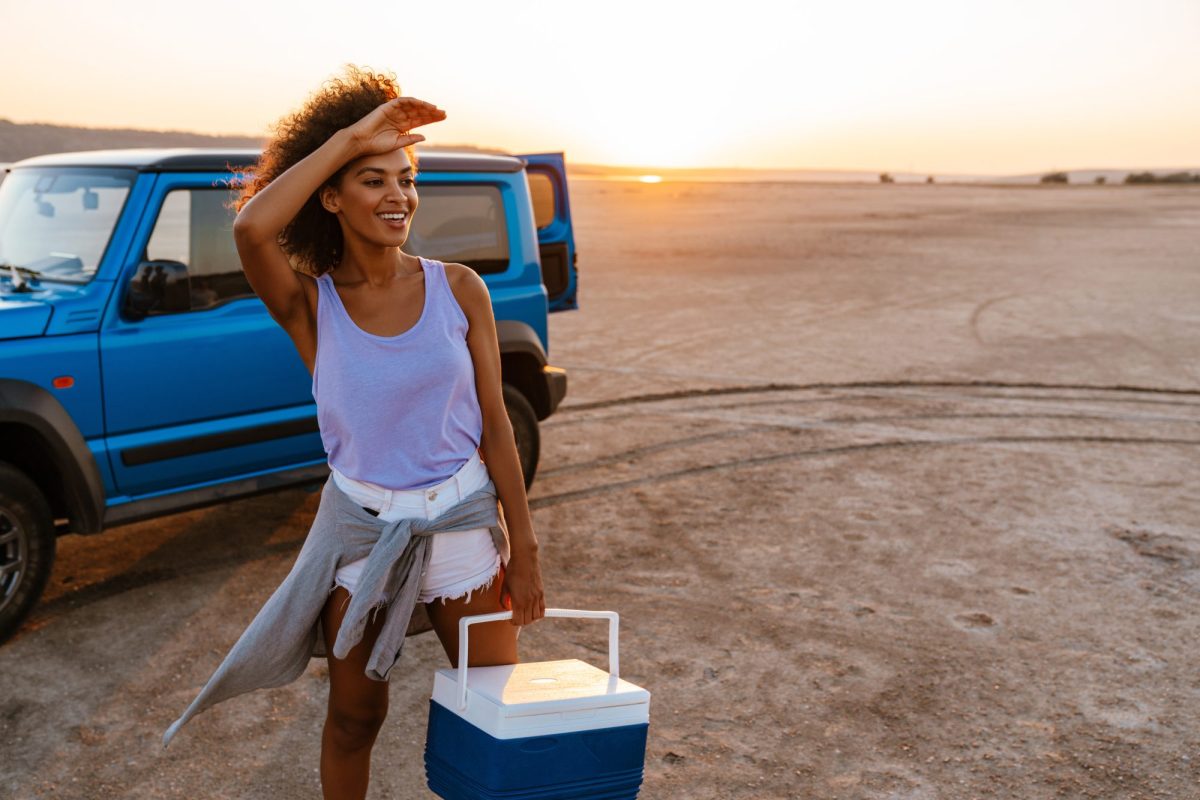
xmin=320 ymin=147 xmax=419 ymax=250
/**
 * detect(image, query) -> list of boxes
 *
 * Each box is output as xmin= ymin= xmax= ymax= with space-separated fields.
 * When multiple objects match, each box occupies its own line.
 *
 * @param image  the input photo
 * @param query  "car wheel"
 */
xmin=0 ymin=461 xmax=56 ymax=645
xmin=502 ymin=383 xmax=540 ymax=490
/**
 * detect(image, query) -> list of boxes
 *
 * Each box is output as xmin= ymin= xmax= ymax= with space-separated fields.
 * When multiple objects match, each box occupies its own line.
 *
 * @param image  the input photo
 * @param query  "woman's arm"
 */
xmin=232 ymin=128 xmax=360 ymax=346
xmin=448 ymin=264 xmax=546 ymax=627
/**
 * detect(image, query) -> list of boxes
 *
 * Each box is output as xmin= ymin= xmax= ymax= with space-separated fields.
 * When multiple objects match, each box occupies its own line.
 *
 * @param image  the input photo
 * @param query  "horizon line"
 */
xmin=1 ymin=118 xmax=1197 ymax=179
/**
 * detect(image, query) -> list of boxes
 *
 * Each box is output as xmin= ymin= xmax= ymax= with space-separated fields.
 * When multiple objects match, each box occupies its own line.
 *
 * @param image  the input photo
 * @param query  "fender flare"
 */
xmin=495 ymin=320 xmax=547 ymax=365
xmin=0 ymin=380 xmax=105 ymax=535
xmin=495 ymin=320 xmax=561 ymax=419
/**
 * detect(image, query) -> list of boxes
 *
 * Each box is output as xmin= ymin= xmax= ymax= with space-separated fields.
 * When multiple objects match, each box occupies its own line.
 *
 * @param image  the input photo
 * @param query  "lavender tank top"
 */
xmin=312 ymin=257 xmax=483 ymax=490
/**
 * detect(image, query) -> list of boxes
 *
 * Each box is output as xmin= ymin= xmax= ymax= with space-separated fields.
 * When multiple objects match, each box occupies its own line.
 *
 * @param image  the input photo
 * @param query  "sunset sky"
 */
xmin=2 ymin=0 xmax=1197 ymax=174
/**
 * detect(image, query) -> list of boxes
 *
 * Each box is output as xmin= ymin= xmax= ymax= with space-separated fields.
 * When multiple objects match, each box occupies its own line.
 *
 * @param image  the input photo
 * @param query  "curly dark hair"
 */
xmin=235 ymin=65 xmax=419 ymax=276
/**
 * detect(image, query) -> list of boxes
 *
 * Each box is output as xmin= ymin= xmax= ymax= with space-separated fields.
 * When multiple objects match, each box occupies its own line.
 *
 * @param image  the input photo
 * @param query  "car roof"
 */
xmin=8 ymin=147 xmax=525 ymax=174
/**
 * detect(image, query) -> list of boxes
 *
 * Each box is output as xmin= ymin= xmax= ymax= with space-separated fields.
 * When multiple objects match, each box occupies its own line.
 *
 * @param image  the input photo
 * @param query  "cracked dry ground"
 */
xmin=3 ymin=180 xmax=1199 ymax=799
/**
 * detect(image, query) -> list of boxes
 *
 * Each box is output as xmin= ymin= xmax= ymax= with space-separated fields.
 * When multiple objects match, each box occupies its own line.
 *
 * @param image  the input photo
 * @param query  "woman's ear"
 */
xmin=319 ymin=184 xmax=340 ymax=214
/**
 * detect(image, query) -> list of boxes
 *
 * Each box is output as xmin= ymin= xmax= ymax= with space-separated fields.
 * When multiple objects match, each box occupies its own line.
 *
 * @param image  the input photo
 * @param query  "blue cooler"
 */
xmin=424 ymin=609 xmax=651 ymax=799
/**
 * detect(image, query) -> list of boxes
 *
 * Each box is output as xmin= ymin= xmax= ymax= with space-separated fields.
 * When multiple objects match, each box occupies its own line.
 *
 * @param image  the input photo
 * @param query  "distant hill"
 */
xmin=1003 ymin=168 xmax=1200 ymax=185
xmin=0 ymin=119 xmax=264 ymax=162
xmin=0 ymin=119 xmax=512 ymax=164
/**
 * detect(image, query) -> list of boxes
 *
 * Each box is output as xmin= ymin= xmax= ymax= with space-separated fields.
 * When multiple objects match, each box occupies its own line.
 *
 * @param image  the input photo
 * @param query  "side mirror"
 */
xmin=126 ymin=260 xmax=191 ymax=319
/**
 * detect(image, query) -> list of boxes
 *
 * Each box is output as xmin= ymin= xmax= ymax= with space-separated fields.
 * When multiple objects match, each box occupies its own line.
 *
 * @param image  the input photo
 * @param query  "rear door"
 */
xmin=519 ymin=153 xmax=578 ymax=311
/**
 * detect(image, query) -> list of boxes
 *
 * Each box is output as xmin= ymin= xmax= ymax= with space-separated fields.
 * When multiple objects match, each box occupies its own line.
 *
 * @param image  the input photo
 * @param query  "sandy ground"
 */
xmin=2 ymin=181 xmax=1199 ymax=799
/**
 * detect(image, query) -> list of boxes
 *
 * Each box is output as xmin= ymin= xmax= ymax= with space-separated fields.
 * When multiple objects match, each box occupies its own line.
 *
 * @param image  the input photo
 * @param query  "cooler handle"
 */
xmin=457 ymin=608 xmax=620 ymax=711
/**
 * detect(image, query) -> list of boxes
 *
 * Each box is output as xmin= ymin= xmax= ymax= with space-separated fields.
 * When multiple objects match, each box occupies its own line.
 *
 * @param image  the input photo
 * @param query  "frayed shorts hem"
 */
xmin=417 ymin=558 xmax=503 ymax=605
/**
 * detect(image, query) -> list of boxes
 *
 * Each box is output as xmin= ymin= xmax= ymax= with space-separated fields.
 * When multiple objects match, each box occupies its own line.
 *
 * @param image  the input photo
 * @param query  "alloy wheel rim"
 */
xmin=0 ymin=507 xmax=26 ymax=612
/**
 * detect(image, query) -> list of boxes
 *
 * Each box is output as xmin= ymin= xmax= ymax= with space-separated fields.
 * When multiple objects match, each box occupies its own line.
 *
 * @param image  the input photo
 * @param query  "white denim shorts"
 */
xmin=330 ymin=450 xmax=502 ymax=604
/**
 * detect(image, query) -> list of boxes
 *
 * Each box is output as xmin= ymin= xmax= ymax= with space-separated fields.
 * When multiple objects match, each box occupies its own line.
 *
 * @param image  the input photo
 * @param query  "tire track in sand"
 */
xmin=531 ymin=435 xmax=1200 ymax=509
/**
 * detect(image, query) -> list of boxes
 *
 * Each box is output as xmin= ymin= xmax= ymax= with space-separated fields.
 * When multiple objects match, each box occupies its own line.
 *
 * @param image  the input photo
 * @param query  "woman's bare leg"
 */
xmin=425 ymin=565 xmax=519 ymax=667
xmin=319 ymin=586 xmax=390 ymax=800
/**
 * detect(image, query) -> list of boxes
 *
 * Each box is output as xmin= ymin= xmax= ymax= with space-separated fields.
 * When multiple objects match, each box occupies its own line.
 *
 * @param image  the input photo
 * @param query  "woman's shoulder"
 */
xmin=442 ymin=262 xmax=486 ymax=296
xmin=440 ymin=260 xmax=470 ymax=280
xmin=440 ymin=262 xmax=490 ymax=323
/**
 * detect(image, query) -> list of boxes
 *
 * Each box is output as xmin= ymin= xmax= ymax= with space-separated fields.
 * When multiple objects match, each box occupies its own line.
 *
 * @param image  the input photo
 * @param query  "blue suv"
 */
xmin=0 ymin=147 xmax=577 ymax=642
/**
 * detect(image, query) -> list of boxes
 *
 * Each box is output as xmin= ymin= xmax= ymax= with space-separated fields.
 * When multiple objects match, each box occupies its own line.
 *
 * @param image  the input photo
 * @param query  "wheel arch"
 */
xmin=496 ymin=320 xmax=552 ymax=420
xmin=0 ymin=380 xmax=106 ymax=536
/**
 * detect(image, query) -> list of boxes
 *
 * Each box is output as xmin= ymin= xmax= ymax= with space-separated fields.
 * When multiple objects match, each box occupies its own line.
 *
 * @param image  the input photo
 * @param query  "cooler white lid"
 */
xmin=439 ymin=610 xmax=651 ymax=738
xmin=435 ymin=659 xmax=650 ymax=718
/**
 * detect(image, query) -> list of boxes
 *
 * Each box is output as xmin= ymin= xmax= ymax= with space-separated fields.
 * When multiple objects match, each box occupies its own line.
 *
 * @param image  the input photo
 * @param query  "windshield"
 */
xmin=0 ymin=167 xmax=135 ymax=284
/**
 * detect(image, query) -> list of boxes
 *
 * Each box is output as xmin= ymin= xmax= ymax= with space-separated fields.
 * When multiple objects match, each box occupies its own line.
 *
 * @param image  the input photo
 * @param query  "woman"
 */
xmin=225 ymin=67 xmax=543 ymax=798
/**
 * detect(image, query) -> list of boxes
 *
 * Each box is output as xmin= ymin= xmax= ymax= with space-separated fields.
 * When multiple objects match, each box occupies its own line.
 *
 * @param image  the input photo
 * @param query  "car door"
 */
xmin=519 ymin=152 xmax=578 ymax=311
xmin=99 ymin=173 xmax=323 ymax=497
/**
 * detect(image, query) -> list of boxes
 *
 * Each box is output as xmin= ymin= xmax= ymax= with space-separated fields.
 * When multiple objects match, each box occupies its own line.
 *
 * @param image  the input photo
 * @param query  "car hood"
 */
xmin=0 ymin=293 xmax=54 ymax=340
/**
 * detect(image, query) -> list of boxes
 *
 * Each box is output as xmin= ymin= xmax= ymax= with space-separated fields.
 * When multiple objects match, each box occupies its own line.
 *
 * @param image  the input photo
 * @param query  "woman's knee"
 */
xmin=326 ymin=701 xmax=388 ymax=750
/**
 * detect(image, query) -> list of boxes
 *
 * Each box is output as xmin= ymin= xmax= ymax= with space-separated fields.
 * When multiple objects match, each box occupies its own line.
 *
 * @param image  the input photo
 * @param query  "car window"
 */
xmin=403 ymin=184 xmax=510 ymax=274
xmin=527 ymin=172 xmax=556 ymax=230
xmin=145 ymin=188 xmax=253 ymax=311
xmin=0 ymin=167 xmax=134 ymax=283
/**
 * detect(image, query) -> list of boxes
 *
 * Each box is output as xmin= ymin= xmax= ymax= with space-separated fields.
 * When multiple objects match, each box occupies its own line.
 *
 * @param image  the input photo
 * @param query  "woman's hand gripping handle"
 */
xmin=500 ymin=547 xmax=546 ymax=627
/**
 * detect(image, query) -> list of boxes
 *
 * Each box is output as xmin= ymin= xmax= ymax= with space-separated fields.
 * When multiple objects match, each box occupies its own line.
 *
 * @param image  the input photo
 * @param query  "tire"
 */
xmin=0 ymin=461 xmax=56 ymax=645
xmin=502 ymin=383 xmax=540 ymax=490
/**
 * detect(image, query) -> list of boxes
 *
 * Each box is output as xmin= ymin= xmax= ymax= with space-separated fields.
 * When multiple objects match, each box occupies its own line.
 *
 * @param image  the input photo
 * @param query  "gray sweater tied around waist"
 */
xmin=161 ymin=470 xmax=510 ymax=749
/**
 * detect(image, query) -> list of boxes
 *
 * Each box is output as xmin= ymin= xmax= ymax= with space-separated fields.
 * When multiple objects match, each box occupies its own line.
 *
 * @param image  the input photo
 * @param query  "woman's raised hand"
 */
xmin=347 ymin=97 xmax=447 ymax=157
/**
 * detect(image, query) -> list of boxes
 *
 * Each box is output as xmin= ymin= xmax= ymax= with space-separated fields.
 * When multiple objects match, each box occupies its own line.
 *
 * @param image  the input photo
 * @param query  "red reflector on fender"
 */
xmin=52 ymin=376 xmax=75 ymax=389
